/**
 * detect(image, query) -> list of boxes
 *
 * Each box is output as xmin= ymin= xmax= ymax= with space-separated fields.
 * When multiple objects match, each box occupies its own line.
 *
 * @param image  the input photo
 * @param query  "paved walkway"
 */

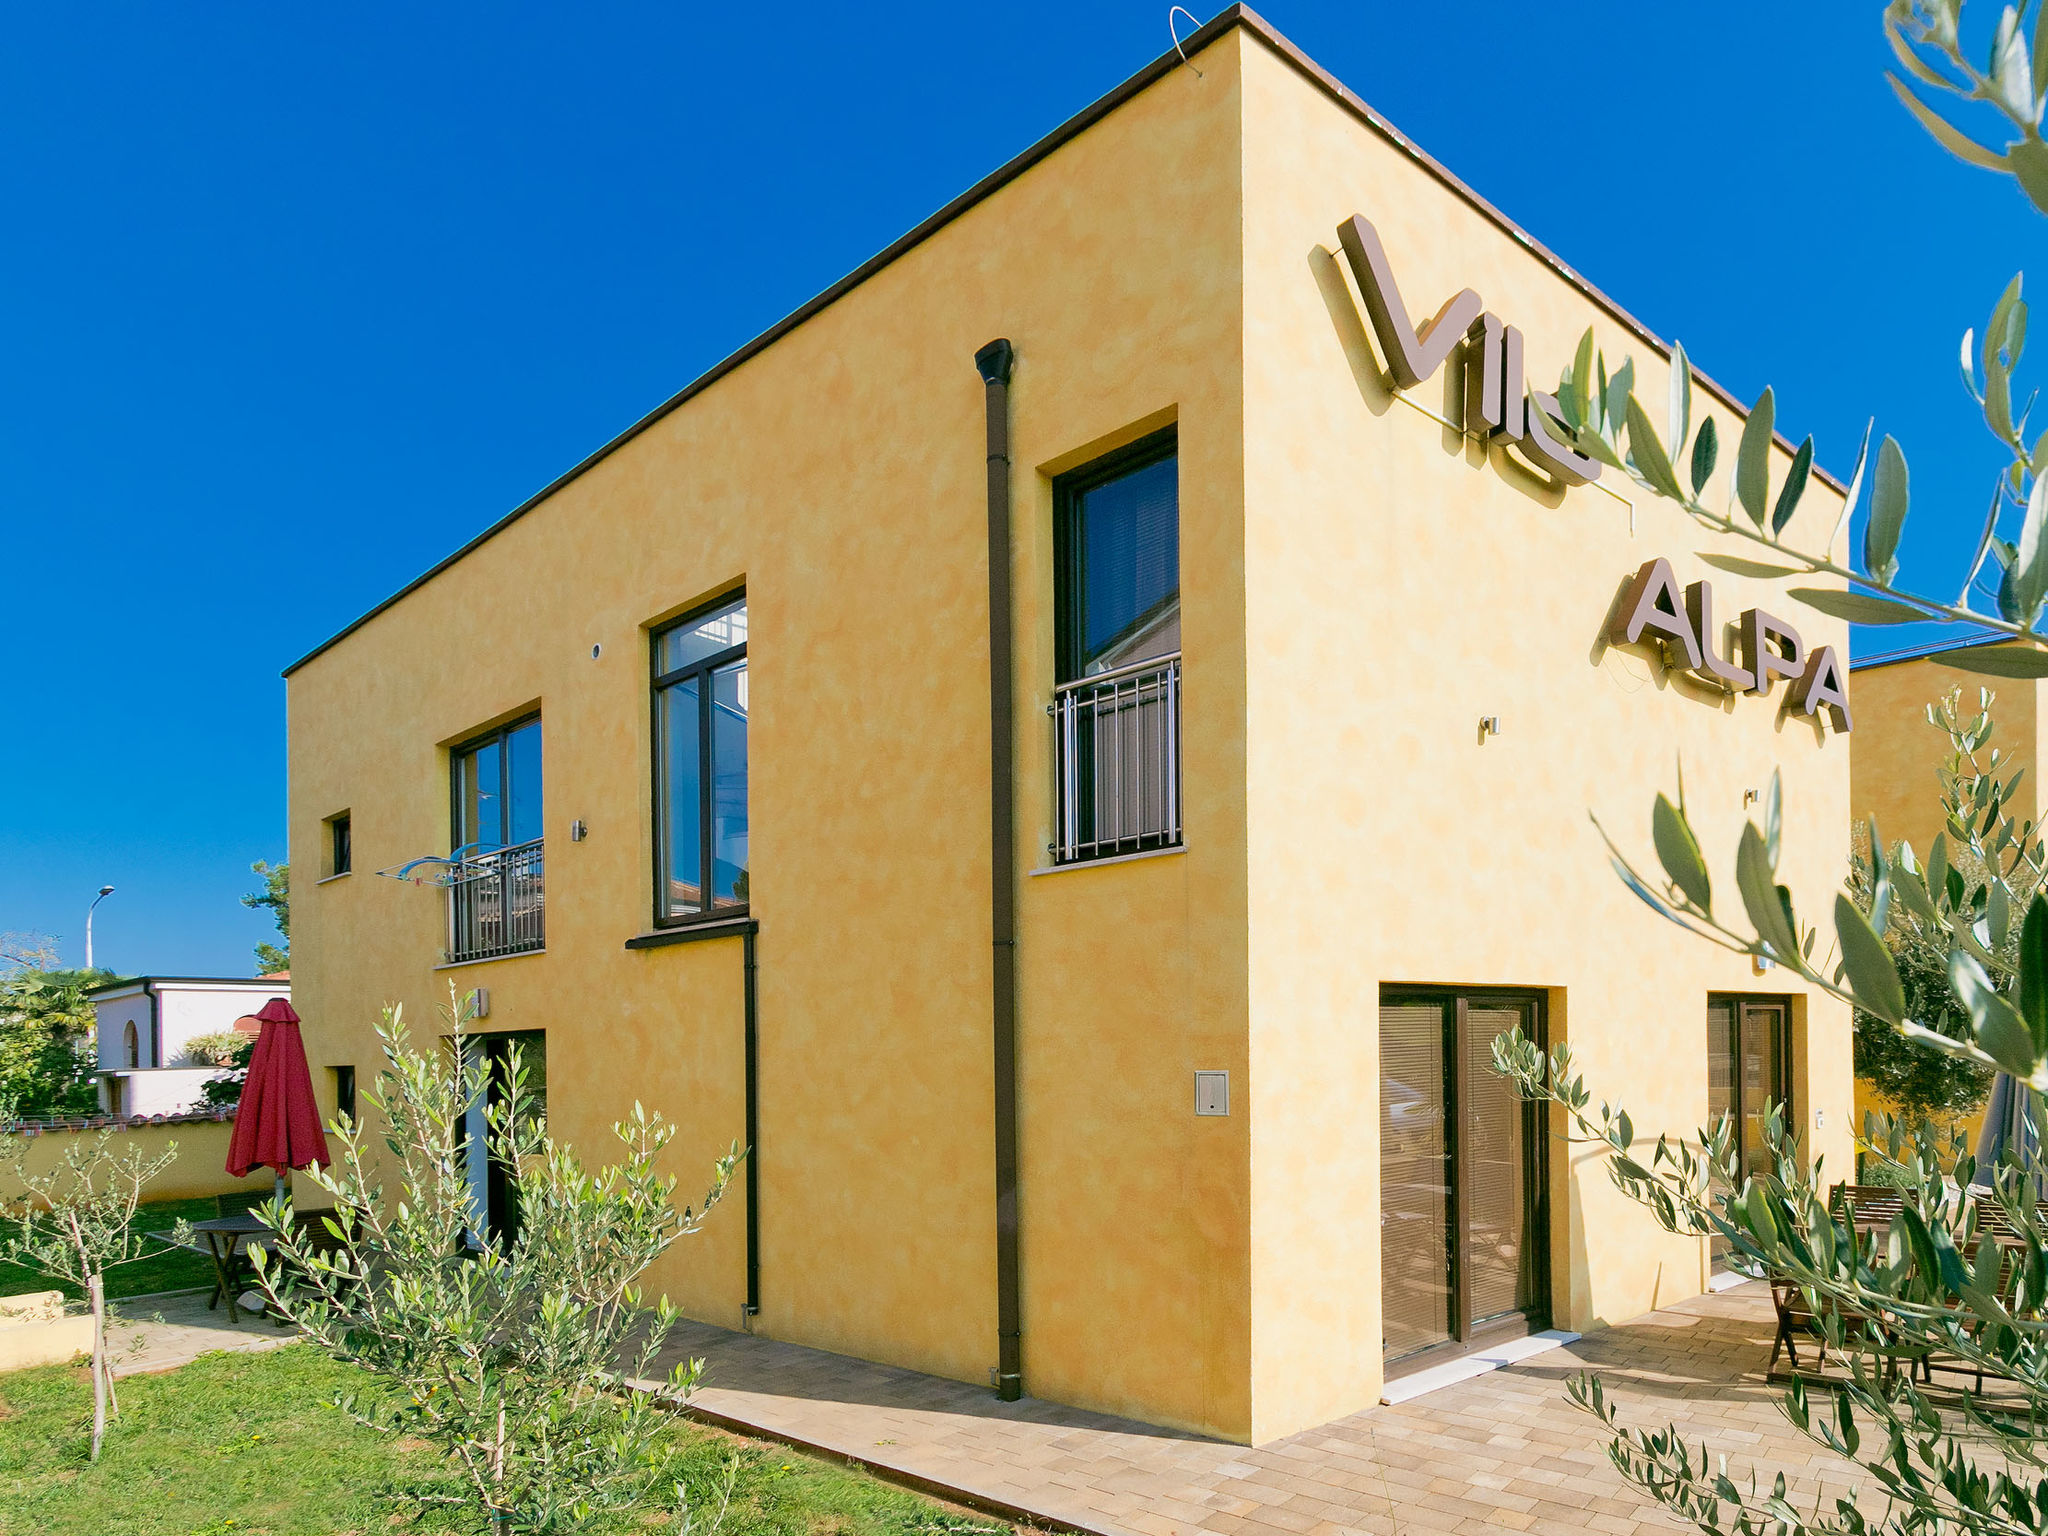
xmin=648 ymin=1282 xmax=1866 ymax=1536
xmin=105 ymin=1287 xmax=298 ymax=1377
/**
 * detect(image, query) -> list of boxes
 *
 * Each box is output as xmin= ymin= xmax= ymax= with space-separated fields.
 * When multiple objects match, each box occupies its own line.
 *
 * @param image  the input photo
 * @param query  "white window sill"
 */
xmin=1380 ymin=1330 xmax=1581 ymax=1405
xmin=315 ymin=871 xmax=353 ymax=886
xmin=1028 ymin=844 xmax=1186 ymax=877
xmin=434 ymin=948 xmax=546 ymax=971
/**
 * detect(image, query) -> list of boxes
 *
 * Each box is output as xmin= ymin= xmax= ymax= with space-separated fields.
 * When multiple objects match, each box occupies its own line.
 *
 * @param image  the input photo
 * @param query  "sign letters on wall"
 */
xmin=1337 ymin=214 xmax=1601 ymax=486
xmin=1335 ymin=211 xmax=1851 ymax=735
xmin=1611 ymin=558 xmax=1852 ymax=732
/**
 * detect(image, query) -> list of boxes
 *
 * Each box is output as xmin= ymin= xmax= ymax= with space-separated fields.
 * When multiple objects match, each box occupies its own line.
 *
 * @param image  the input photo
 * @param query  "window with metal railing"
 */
xmin=447 ymin=716 xmax=545 ymax=961
xmin=1050 ymin=653 xmax=1181 ymax=862
xmin=446 ymin=838 xmax=546 ymax=963
xmin=1050 ymin=427 xmax=1183 ymax=865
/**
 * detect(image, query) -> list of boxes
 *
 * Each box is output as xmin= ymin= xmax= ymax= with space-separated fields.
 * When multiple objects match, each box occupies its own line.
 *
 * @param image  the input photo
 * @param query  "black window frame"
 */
xmin=1052 ymin=426 xmax=1180 ymax=684
xmin=649 ymin=592 xmax=749 ymax=929
xmin=328 ymin=813 xmax=352 ymax=877
xmin=449 ymin=713 xmax=542 ymax=854
xmin=333 ymin=1064 xmax=356 ymax=1125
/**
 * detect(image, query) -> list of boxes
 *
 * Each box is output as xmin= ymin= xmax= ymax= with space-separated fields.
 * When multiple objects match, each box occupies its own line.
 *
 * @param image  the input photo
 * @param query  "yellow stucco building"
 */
xmin=1849 ymin=639 xmax=2032 ymax=1147
xmin=284 ymin=7 xmax=1857 ymax=1444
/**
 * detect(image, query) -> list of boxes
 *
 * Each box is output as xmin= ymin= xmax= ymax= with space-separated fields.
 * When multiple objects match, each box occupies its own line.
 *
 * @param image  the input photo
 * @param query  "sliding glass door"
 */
xmin=1380 ymin=989 xmax=1550 ymax=1374
xmin=1706 ymin=995 xmax=1790 ymax=1270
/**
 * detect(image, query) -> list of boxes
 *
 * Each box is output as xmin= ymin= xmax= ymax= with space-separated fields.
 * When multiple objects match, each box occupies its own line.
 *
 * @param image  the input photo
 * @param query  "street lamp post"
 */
xmin=85 ymin=885 xmax=114 ymax=971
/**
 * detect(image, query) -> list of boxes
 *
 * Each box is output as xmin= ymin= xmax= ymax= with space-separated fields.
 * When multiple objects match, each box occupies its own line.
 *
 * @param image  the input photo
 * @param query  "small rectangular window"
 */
xmin=329 ymin=814 xmax=352 ymax=877
xmin=652 ymin=595 xmax=748 ymax=925
xmin=332 ymin=1065 xmax=356 ymax=1126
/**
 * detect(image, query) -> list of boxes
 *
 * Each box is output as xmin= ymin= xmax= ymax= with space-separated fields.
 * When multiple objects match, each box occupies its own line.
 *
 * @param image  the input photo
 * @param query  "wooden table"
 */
xmin=181 ymin=1213 xmax=275 ymax=1324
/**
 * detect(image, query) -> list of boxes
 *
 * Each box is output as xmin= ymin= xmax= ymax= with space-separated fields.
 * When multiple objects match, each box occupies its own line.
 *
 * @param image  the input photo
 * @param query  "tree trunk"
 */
xmin=492 ymin=1402 xmax=507 ymax=1535
xmin=88 ymin=1273 xmax=106 ymax=1462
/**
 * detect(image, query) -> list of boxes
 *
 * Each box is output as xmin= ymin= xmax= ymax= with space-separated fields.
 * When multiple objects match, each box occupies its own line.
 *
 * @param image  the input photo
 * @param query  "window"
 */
xmin=1707 ymin=996 xmax=1791 ymax=1270
xmin=1055 ymin=428 xmax=1180 ymax=683
xmin=1379 ymin=987 xmax=1550 ymax=1374
xmin=332 ymin=1065 xmax=356 ymax=1126
xmin=652 ymin=596 xmax=748 ymax=925
xmin=452 ymin=717 xmax=543 ymax=852
xmin=328 ymin=813 xmax=352 ymax=877
xmin=123 ymin=1020 xmax=139 ymax=1070
xmin=463 ymin=1031 xmax=546 ymax=1246
xmin=1050 ymin=431 xmax=1182 ymax=863
xmin=447 ymin=717 xmax=546 ymax=962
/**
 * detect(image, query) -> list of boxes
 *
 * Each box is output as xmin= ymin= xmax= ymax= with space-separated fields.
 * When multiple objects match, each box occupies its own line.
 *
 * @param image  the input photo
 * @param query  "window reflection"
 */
xmin=654 ymin=598 xmax=749 ymax=924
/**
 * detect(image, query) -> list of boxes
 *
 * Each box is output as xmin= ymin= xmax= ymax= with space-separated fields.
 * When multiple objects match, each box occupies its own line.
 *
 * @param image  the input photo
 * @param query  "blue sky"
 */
xmin=0 ymin=2 xmax=2035 ymax=975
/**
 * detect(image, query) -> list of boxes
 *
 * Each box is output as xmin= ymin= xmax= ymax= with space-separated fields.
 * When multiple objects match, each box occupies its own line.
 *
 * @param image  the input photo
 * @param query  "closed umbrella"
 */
xmin=1974 ymin=1072 xmax=2043 ymax=1195
xmin=226 ymin=997 xmax=333 ymax=1199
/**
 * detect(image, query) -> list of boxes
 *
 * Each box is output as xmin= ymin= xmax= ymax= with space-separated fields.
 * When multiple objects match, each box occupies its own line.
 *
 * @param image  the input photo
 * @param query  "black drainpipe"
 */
xmin=974 ymin=337 xmax=1022 ymax=1402
xmin=743 ymin=926 xmax=760 ymax=1320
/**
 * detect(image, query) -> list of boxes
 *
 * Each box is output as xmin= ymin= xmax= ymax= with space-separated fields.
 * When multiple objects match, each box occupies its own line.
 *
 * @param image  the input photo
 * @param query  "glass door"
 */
xmin=1706 ymin=996 xmax=1789 ymax=1269
xmin=1380 ymin=989 xmax=1549 ymax=1374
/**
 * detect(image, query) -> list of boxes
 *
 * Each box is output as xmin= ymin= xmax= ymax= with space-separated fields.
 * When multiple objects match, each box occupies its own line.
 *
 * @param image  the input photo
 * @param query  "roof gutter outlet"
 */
xmin=975 ymin=337 xmax=1023 ymax=1403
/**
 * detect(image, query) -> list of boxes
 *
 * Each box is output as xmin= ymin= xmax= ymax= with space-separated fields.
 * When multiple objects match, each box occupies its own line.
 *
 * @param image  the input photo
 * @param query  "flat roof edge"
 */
xmin=1850 ymin=632 xmax=2012 ymax=671
xmin=85 ymin=975 xmax=290 ymax=996
xmin=284 ymin=3 xmax=1841 ymax=679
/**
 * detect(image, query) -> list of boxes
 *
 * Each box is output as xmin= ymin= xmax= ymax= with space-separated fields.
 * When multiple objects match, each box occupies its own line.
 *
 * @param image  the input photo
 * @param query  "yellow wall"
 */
xmin=1850 ymin=646 xmax=2040 ymax=862
xmin=1235 ymin=32 xmax=1855 ymax=1439
xmin=1847 ymin=646 xmax=2029 ymax=1146
xmin=290 ymin=30 xmax=1253 ymax=1438
xmin=1 ymin=1119 xmax=273 ymax=1204
xmin=286 ymin=17 xmax=1857 ymax=1447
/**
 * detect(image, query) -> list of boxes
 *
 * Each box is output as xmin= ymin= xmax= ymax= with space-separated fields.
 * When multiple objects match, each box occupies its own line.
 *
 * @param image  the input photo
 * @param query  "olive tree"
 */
xmin=0 ymin=1131 xmax=178 ymax=1461
xmin=253 ymin=994 xmax=740 ymax=1534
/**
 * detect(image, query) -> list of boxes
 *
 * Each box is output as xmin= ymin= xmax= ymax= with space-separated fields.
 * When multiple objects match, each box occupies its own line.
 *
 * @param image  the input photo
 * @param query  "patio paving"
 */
xmin=104 ymin=1286 xmax=299 ymax=1377
xmin=646 ymin=1281 xmax=1869 ymax=1536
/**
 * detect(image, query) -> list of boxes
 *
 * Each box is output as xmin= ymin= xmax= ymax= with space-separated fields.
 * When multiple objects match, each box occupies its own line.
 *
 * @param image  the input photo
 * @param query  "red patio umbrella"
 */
xmin=226 ymin=997 xmax=332 ymax=1198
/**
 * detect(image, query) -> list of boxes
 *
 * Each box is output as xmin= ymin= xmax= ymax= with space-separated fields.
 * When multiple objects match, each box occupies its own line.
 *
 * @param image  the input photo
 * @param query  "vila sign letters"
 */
xmin=1611 ymin=558 xmax=1851 ymax=732
xmin=1337 ymin=214 xmax=1600 ymax=485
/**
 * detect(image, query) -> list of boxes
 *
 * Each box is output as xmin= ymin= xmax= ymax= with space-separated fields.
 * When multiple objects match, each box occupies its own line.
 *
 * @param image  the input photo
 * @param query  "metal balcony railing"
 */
xmin=1049 ymin=653 xmax=1182 ymax=864
xmin=446 ymin=838 xmax=546 ymax=963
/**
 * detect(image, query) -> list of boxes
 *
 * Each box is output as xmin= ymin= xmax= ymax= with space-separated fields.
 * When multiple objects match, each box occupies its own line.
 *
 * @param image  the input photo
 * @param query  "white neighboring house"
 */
xmin=87 ymin=974 xmax=290 ymax=1119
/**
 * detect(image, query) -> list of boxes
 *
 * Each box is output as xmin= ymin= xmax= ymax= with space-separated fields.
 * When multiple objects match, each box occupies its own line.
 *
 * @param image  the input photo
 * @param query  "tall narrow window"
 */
xmin=333 ymin=1065 xmax=356 ymax=1125
xmin=447 ymin=717 xmax=546 ymax=962
xmin=1707 ymin=996 xmax=1790 ymax=1270
xmin=462 ymin=1031 xmax=546 ymax=1246
xmin=1379 ymin=987 xmax=1549 ymax=1375
xmin=1050 ymin=430 xmax=1182 ymax=863
xmin=652 ymin=596 xmax=748 ymax=925
xmin=329 ymin=813 xmax=352 ymax=877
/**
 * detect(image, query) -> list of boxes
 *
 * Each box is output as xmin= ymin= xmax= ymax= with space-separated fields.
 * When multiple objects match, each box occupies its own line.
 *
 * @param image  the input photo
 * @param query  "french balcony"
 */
xmin=446 ymin=837 xmax=546 ymax=964
xmin=1049 ymin=654 xmax=1182 ymax=865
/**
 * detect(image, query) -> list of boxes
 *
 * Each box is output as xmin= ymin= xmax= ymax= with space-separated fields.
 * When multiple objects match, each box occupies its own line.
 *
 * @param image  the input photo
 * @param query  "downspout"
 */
xmin=743 ymin=926 xmax=761 ymax=1321
xmin=144 ymin=980 xmax=161 ymax=1069
xmin=975 ymin=337 xmax=1022 ymax=1402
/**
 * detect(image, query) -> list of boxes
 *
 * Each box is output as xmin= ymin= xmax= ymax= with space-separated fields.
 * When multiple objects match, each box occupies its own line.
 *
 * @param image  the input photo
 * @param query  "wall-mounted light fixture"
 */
xmin=590 ymin=643 xmax=602 ymax=659
xmin=570 ymin=820 xmax=588 ymax=842
xmin=1478 ymin=716 xmax=1502 ymax=740
xmin=469 ymin=987 xmax=491 ymax=1019
xmin=1743 ymin=788 xmax=1760 ymax=807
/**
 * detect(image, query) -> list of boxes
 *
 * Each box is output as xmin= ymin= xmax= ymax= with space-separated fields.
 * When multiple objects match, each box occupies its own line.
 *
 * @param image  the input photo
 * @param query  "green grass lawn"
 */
xmin=0 ymin=1191 xmax=270 ymax=1302
xmin=0 ymin=1343 xmax=1016 ymax=1536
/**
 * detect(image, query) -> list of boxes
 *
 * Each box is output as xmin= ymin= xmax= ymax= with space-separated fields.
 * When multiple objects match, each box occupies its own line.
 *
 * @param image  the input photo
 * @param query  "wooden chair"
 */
xmin=1829 ymin=1183 xmax=1906 ymax=1232
xmin=1768 ymin=1278 xmax=1828 ymax=1376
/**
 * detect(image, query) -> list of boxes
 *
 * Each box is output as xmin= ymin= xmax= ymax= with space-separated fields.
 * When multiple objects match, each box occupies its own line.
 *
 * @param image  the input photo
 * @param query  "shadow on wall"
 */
xmin=1308 ymin=242 xmax=1570 ymax=513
